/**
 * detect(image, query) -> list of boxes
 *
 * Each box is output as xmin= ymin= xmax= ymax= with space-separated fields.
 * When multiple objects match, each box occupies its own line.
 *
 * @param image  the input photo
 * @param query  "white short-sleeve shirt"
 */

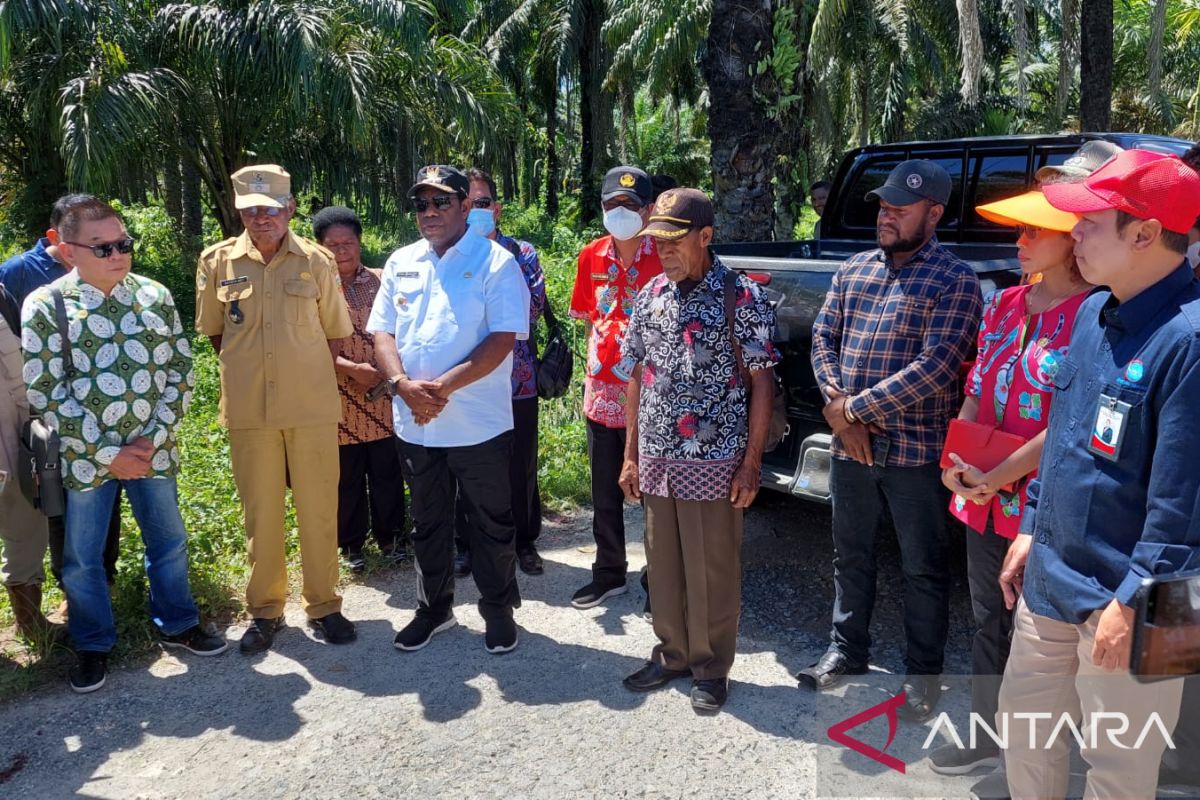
xmin=366 ymin=231 xmax=530 ymax=447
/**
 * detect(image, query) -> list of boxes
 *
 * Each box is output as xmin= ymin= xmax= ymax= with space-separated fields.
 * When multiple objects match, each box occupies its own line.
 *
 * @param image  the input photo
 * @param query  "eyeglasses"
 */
xmin=241 ymin=206 xmax=284 ymax=218
xmin=411 ymin=195 xmax=458 ymax=213
xmin=470 ymin=197 xmax=495 ymax=209
xmin=65 ymin=237 xmax=135 ymax=258
xmin=1015 ymin=225 xmax=1045 ymax=240
xmin=602 ymin=199 xmax=644 ymax=212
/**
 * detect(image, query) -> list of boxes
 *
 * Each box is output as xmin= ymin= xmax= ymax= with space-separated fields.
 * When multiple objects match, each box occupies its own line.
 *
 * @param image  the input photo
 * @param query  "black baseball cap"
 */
xmin=601 ymin=166 xmax=652 ymax=205
xmin=866 ymin=160 xmax=953 ymax=206
xmin=1035 ymin=140 xmax=1124 ymax=183
xmin=409 ymin=165 xmax=469 ymax=199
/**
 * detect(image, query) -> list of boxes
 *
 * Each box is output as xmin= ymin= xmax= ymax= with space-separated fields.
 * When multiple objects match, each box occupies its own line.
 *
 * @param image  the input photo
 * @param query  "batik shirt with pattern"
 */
xmin=336 ymin=264 xmax=394 ymax=445
xmin=497 ymin=232 xmax=547 ymax=400
xmin=21 ymin=272 xmax=193 ymax=491
xmin=622 ymin=258 xmax=780 ymax=501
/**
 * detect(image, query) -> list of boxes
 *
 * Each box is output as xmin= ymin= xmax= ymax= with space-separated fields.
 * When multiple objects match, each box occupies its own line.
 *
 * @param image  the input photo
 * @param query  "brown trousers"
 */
xmin=643 ymin=493 xmax=743 ymax=680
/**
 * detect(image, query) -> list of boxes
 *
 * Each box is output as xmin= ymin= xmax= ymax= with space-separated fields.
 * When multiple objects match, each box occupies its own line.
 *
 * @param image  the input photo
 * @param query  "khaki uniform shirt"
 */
xmin=196 ymin=230 xmax=352 ymax=430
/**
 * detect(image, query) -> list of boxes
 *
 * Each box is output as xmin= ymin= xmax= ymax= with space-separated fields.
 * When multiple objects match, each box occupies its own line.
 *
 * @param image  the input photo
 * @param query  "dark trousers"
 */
xmin=965 ymin=523 xmax=1014 ymax=731
xmin=337 ymin=437 xmax=406 ymax=553
xmin=398 ymin=432 xmax=520 ymax=622
xmin=586 ymin=418 xmax=627 ymax=583
xmin=455 ymin=397 xmax=542 ymax=553
xmin=829 ymin=457 xmax=950 ymax=675
xmin=49 ymin=487 xmax=122 ymax=587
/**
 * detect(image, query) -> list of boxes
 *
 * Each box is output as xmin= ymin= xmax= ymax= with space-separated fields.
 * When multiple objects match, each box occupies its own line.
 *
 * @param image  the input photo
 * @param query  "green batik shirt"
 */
xmin=21 ymin=272 xmax=193 ymax=491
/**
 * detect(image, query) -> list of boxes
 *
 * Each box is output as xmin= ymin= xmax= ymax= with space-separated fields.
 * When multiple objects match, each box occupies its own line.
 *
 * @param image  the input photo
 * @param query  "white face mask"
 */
xmin=1187 ymin=240 xmax=1200 ymax=270
xmin=603 ymin=206 xmax=645 ymax=241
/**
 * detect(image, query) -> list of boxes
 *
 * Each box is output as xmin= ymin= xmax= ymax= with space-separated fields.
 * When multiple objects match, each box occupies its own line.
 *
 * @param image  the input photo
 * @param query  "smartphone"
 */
xmin=870 ymin=434 xmax=891 ymax=467
xmin=1131 ymin=570 xmax=1200 ymax=681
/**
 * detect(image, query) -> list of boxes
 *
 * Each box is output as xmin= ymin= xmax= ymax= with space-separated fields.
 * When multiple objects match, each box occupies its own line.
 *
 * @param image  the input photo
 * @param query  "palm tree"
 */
xmin=1079 ymin=0 xmax=1113 ymax=129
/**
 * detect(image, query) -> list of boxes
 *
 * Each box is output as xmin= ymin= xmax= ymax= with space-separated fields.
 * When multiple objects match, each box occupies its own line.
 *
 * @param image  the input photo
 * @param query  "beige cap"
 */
xmin=231 ymin=164 xmax=291 ymax=209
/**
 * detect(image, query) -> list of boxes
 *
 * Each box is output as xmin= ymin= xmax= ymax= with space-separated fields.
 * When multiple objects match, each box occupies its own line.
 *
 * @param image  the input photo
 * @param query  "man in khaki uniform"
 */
xmin=196 ymin=165 xmax=356 ymax=653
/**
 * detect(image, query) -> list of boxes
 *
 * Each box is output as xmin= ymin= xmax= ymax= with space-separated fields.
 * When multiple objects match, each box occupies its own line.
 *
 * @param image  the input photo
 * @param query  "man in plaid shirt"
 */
xmin=803 ymin=160 xmax=982 ymax=720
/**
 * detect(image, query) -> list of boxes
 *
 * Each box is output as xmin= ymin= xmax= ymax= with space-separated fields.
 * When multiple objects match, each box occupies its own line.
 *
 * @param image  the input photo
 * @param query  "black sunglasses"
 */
xmin=65 ymin=237 xmax=136 ymax=258
xmin=411 ymin=194 xmax=458 ymax=213
xmin=1015 ymin=225 xmax=1045 ymax=240
xmin=471 ymin=197 xmax=495 ymax=209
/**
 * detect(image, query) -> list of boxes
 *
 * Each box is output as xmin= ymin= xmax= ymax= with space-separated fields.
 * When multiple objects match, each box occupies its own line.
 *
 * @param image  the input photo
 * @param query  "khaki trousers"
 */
xmin=643 ymin=493 xmax=743 ymax=680
xmin=999 ymin=598 xmax=1184 ymax=800
xmin=229 ymin=424 xmax=342 ymax=619
xmin=0 ymin=479 xmax=48 ymax=586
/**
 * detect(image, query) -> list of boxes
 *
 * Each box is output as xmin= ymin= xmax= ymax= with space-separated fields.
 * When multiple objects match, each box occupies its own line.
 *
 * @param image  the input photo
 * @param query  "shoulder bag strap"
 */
xmin=51 ymin=287 xmax=77 ymax=382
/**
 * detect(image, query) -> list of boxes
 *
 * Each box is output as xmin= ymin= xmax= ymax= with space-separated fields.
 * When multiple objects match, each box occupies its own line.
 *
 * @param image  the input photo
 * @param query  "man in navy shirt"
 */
xmin=997 ymin=147 xmax=1200 ymax=800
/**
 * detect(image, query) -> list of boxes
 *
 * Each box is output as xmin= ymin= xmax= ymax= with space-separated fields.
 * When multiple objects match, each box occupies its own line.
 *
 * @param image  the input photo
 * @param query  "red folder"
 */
xmin=940 ymin=418 xmax=1028 ymax=492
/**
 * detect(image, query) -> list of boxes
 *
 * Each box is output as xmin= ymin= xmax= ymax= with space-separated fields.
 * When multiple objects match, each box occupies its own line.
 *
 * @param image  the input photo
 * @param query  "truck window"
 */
xmin=966 ymin=152 xmax=1030 ymax=232
xmin=839 ymin=154 xmax=964 ymax=236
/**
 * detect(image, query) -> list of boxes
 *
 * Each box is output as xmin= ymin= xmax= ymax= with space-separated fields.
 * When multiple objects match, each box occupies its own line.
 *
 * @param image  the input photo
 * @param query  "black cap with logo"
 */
xmin=866 ymin=160 xmax=953 ymax=206
xmin=601 ymin=166 xmax=653 ymax=205
xmin=408 ymin=165 xmax=470 ymax=199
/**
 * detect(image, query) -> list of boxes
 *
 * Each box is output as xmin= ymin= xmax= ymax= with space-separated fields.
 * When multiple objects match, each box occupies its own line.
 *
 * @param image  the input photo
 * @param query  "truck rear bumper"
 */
xmin=760 ymin=432 xmax=833 ymax=503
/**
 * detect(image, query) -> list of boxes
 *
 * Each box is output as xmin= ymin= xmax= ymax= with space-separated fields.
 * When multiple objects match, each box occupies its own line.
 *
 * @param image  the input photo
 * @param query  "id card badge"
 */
xmin=1088 ymin=393 xmax=1132 ymax=461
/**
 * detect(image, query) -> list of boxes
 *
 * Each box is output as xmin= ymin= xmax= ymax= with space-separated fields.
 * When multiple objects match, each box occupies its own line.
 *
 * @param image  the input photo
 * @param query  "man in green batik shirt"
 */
xmin=22 ymin=198 xmax=227 ymax=695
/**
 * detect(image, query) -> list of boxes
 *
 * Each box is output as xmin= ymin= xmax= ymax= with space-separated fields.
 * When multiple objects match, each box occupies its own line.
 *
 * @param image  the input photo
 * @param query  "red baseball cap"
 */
xmin=1043 ymin=149 xmax=1200 ymax=234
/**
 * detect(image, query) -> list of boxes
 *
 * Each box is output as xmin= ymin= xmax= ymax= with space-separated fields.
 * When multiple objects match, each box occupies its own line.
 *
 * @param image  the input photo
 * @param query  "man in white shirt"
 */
xmin=368 ymin=165 xmax=530 ymax=654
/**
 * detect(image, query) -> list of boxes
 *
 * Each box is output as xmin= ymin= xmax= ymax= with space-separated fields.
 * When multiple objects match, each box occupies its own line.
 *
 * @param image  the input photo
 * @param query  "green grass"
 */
xmin=0 ymin=203 xmax=595 ymax=697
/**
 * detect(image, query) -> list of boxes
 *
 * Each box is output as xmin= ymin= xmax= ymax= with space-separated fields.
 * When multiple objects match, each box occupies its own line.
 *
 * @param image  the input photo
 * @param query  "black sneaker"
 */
xmin=928 ymin=743 xmax=1000 ymax=776
xmin=380 ymin=543 xmax=410 ymax=566
xmin=309 ymin=612 xmax=356 ymax=644
xmin=516 ymin=546 xmax=544 ymax=576
xmin=691 ymin=678 xmax=729 ymax=711
xmin=345 ymin=549 xmax=366 ymax=574
xmin=453 ymin=552 xmax=472 ymax=578
xmin=69 ymin=651 xmax=108 ymax=694
xmin=484 ymin=615 xmax=518 ymax=654
xmin=161 ymin=625 xmax=229 ymax=656
xmin=570 ymin=579 xmax=627 ymax=609
xmin=394 ymin=613 xmax=456 ymax=651
xmin=239 ymin=616 xmax=284 ymax=655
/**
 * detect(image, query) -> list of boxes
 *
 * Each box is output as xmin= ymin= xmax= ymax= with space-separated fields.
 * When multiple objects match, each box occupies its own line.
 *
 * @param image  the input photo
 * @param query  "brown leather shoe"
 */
xmin=6 ymin=584 xmax=67 ymax=644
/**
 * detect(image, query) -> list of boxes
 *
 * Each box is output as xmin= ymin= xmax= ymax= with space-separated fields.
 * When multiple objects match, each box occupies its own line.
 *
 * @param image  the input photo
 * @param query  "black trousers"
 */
xmin=337 ymin=437 xmax=406 ymax=553
xmin=398 ymin=432 xmax=520 ymax=622
xmin=829 ymin=457 xmax=950 ymax=675
xmin=965 ymin=523 xmax=1015 ymax=731
xmin=49 ymin=486 xmax=122 ymax=587
xmin=586 ymin=418 xmax=627 ymax=583
xmin=455 ymin=397 xmax=541 ymax=553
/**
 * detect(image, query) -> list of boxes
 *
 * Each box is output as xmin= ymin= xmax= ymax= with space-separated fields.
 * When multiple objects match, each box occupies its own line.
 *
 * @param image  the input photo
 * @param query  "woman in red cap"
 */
xmin=927 ymin=187 xmax=1092 ymax=782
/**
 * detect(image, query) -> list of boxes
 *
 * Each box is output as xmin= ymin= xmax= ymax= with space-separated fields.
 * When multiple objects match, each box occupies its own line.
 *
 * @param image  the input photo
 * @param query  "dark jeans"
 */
xmin=398 ymin=432 xmax=520 ymax=622
xmin=965 ymin=523 xmax=1014 ymax=731
xmin=586 ymin=418 xmax=627 ymax=584
xmin=455 ymin=397 xmax=542 ymax=553
xmin=337 ymin=437 xmax=406 ymax=554
xmin=829 ymin=456 xmax=950 ymax=675
xmin=49 ymin=486 xmax=122 ymax=588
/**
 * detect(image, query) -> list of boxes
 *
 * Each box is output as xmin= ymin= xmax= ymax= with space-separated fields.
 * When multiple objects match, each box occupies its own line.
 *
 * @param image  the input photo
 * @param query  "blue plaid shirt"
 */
xmin=812 ymin=237 xmax=982 ymax=466
xmin=1020 ymin=263 xmax=1200 ymax=623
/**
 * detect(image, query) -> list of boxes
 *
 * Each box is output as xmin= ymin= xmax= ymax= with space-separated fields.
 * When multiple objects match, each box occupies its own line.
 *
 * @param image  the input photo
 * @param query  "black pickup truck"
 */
xmin=713 ymin=132 xmax=1194 ymax=502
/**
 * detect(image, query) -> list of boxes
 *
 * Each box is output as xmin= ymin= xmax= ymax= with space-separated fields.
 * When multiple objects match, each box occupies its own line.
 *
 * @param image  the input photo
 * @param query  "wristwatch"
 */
xmin=387 ymin=373 xmax=408 ymax=396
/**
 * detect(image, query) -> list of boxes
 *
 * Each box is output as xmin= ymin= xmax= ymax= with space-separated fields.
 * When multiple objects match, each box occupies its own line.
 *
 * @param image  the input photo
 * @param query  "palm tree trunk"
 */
xmin=1079 ymin=0 xmax=1112 ymax=130
xmin=164 ymin=156 xmax=183 ymax=235
xmin=1056 ymin=0 xmax=1080 ymax=125
xmin=578 ymin=0 xmax=611 ymax=225
xmin=546 ymin=82 xmax=560 ymax=218
xmin=1148 ymin=0 xmax=1168 ymax=102
xmin=957 ymin=0 xmax=983 ymax=106
xmin=1011 ymin=0 xmax=1029 ymax=111
xmin=704 ymin=0 xmax=779 ymax=241
xmin=181 ymin=156 xmax=204 ymax=261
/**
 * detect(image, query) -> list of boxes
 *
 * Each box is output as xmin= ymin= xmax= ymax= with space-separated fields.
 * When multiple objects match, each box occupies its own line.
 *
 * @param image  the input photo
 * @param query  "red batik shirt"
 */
xmin=569 ymin=235 xmax=663 ymax=428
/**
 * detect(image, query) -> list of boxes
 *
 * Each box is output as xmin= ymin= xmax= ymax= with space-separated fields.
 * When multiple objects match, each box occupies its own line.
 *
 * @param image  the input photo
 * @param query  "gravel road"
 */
xmin=0 ymin=494 xmax=1010 ymax=799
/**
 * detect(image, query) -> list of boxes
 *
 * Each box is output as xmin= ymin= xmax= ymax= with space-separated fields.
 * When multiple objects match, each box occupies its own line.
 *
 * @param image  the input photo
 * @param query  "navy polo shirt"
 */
xmin=1021 ymin=262 xmax=1200 ymax=624
xmin=0 ymin=238 xmax=67 ymax=308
